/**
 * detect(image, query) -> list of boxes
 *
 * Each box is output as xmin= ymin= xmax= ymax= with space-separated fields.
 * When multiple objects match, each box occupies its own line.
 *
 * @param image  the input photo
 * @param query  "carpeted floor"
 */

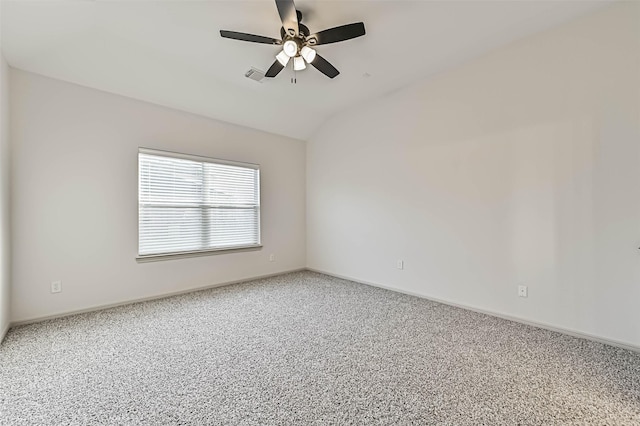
xmin=1 ymin=271 xmax=639 ymax=425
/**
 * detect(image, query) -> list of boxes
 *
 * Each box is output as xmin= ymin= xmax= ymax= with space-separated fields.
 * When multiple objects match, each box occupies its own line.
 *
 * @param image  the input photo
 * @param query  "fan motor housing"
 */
xmin=280 ymin=23 xmax=310 ymax=40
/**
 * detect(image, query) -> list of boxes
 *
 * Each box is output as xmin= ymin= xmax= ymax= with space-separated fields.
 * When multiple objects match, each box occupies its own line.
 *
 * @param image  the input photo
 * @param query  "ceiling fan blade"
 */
xmin=265 ymin=60 xmax=285 ymax=78
xmin=275 ymin=0 xmax=299 ymax=37
xmin=307 ymin=22 xmax=365 ymax=46
xmin=310 ymin=54 xmax=339 ymax=79
xmin=220 ymin=30 xmax=281 ymax=45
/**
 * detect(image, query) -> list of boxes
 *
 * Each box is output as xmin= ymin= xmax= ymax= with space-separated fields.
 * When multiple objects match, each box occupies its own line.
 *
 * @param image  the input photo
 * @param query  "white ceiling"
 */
xmin=1 ymin=0 xmax=612 ymax=140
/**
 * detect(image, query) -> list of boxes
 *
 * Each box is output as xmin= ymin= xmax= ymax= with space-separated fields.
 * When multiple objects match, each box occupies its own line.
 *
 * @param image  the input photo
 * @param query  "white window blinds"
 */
xmin=138 ymin=149 xmax=260 ymax=257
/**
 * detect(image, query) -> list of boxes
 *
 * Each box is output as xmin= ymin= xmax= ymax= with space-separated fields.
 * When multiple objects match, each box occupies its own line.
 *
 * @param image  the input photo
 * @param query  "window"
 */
xmin=138 ymin=148 xmax=260 ymax=258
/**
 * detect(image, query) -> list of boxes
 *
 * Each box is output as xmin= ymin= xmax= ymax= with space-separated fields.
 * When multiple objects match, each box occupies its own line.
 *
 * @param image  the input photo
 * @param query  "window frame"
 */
xmin=136 ymin=147 xmax=262 ymax=262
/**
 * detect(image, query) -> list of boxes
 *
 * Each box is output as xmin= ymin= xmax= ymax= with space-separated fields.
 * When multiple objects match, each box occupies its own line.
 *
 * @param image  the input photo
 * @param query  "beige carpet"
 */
xmin=1 ymin=271 xmax=639 ymax=425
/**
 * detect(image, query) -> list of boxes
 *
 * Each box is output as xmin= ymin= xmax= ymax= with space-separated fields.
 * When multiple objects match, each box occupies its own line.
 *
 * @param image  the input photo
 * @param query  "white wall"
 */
xmin=307 ymin=3 xmax=640 ymax=348
xmin=0 ymin=54 xmax=10 ymax=340
xmin=10 ymin=70 xmax=306 ymax=322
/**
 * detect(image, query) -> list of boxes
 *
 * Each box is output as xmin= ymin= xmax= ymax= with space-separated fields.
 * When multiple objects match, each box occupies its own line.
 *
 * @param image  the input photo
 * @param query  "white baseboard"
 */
xmin=306 ymin=267 xmax=640 ymax=354
xmin=10 ymin=268 xmax=306 ymax=327
xmin=9 ymin=267 xmax=639 ymax=354
xmin=0 ymin=322 xmax=9 ymax=345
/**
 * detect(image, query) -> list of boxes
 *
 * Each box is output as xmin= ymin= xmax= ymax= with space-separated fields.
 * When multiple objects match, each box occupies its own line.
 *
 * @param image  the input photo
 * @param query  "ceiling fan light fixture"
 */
xmin=300 ymin=46 xmax=316 ymax=63
xmin=219 ymin=0 xmax=366 ymax=79
xmin=293 ymin=56 xmax=306 ymax=71
xmin=283 ymin=40 xmax=298 ymax=57
xmin=276 ymin=50 xmax=290 ymax=66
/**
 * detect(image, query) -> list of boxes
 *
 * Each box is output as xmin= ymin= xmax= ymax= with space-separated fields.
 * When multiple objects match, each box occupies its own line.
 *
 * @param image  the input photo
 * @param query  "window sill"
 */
xmin=136 ymin=245 xmax=263 ymax=263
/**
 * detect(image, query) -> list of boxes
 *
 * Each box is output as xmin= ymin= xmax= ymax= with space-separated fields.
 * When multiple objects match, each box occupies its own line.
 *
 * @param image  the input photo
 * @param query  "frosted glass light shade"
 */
xmin=293 ymin=56 xmax=306 ymax=71
xmin=300 ymin=46 xmax=316 ymax=63
xmin=276 ymin=50 xmax=290 ymax=66
xmin=283 ymin=40 xmax=298 ymax=57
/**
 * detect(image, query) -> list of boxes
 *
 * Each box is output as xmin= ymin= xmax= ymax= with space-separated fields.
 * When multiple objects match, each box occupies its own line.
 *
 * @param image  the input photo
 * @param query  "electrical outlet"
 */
xmin=51 ymin=281 xmax=62 ymax=294
xmin=396 ymin=260 xmax=404 ymax=270
xmin=269 ymin=254 xmax=275 ymax=262
xmin=518 ymin=285 xmax=528 ymax=298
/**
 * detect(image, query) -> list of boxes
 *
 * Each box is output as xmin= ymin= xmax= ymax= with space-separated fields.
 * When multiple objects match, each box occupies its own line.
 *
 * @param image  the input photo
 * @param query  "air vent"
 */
xmin=245 ymin=67 xmax=265 ymax=83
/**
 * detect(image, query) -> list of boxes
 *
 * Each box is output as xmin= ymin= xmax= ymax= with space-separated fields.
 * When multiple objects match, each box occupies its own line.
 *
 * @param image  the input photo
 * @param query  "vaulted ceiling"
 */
xmin=1 ymin=0 xmax=611 ymax=140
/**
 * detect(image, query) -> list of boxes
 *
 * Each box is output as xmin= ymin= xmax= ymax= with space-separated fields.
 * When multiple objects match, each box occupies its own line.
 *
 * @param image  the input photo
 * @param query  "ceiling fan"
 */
xmin=220 ymin=0 xmax=366 ymax=79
